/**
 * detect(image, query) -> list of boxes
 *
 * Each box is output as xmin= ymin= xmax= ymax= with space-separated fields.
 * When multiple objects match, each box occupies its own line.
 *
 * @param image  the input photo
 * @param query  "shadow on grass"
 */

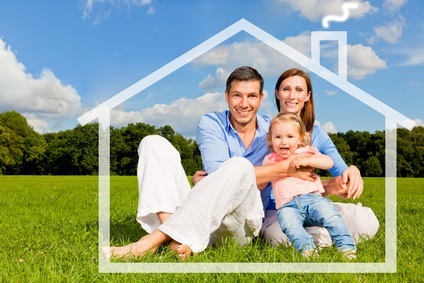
xmin=109 ymin=216 xmax=148 ymax=244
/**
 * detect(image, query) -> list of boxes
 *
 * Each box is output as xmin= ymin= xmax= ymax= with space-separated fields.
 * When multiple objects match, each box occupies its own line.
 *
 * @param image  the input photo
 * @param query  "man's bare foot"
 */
xmin=168 ymin=240 xmax=193 ymax=260
xmin=102 ymin=230 xmax=170 ymax=259
xmin=176 ymin=244 xmax=193 ymax=260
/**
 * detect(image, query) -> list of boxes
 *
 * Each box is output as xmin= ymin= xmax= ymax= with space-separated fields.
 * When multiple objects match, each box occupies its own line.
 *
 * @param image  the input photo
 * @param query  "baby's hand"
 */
xmin=289 ymin=155 xmax=310 ymax=169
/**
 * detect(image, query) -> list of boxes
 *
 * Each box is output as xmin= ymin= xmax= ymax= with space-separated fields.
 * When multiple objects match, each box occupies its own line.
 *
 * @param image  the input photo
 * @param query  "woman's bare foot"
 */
xmin=102 ymin=229 xmax=170 ymax=259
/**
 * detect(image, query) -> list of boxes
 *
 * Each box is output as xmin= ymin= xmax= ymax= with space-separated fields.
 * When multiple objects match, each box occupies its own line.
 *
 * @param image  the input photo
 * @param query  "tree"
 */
xmin=0 ymin=125 xmax=24 ymax=174
xmin=0 ymin=111 xmax=46 ymax=174
xmin=43 ymin=124 xmax=98 ymax=175
xmin=363 ymin=156 xmax=383 ymax=177
xmin=110 ymin=123 xmax=158 ymax=175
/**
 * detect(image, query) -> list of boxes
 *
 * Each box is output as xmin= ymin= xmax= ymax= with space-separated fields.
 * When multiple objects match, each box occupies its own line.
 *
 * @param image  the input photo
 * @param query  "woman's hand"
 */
xmin=191 ymin=170 xmax=207 ymax=186
xmin=324 ymin=165 xmax=363 ymax=199
xmin=340 ymin=165 xmax=363 ymax=199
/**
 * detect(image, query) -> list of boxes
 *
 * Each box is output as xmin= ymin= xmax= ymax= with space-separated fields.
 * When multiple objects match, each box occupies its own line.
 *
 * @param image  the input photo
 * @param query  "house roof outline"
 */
xmin=78 ymin=18 xmax=415 ymax=130
xmin=84 ymin=18 xmax=405 ymax=273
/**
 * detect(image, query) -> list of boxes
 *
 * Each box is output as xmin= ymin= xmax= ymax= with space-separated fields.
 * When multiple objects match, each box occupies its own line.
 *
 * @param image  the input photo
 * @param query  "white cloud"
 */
xmin=194 ymin=39 xmax=296 ymax=79
xmin=322 ymin=121 xmax=338 ymax=133
xmin=368 ymin=16 xmax=406 ymax=44
xmin=400 ymin=48 xmax=424 ymax=66
xmin=24 ymin=115 xmax=50 ymax=134
xmin=283 ymin=32 xmax=312 ymax=57
xmin=195 ymin=34 xmax=386 ymax=83
xmin=111 ymin=92 xmax=228 ymax=137
xmin=324 ymin=90 xmax=338 ymax=96
xmin=275 ymin=0 xmax=376 ymax=22
xmin=110 ymin=90 xmax=274 ymax=138
xmin=347 ymin=44 xmax=387 ymax=80
xmin=383 ymin=0 xmax=408 ymax=12
xmin=83 ymin=0 xmax=155 ymax=22
xmin=198 ymin=67 xmax=229 ymax=92
xmin=0 ymin=39 xmax=83 ymax=132
xmin=414 ymin=118 xmax=423 ymax=127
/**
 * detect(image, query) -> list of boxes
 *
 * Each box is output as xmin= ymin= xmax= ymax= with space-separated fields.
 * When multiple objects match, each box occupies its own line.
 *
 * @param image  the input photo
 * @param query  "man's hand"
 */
xmin=286 ymin=164 xmax=316 ymax=182
xmin=286 ymin=152 xmax=316 ymax=182
xmin=191 ymin=170 xmax=207 ymax=186
xmin=289 ymin=155 xmax=311 ymax=170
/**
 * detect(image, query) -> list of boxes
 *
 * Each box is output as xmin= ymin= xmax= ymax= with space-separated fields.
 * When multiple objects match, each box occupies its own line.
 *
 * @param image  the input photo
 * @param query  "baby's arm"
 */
xmin=289 ymin=153 xmax=334 ymax=171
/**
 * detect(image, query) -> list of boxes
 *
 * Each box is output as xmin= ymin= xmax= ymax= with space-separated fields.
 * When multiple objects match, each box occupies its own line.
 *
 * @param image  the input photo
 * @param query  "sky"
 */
xmin=0 ymin=0 xmax=423 ymax=138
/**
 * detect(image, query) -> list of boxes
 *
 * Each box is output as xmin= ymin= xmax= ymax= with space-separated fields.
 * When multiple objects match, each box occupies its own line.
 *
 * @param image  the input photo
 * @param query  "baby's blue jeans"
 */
xmin=277 ymin=193 xmax=356 ymax=253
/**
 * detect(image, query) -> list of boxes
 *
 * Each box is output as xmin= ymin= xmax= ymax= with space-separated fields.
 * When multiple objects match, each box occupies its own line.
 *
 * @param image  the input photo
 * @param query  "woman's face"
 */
xmin=275 ymin=75 xmax=310 ymax=115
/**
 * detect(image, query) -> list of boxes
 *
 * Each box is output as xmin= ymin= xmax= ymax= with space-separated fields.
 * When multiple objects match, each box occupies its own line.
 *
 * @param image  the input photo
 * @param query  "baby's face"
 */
xmin=270 ymin=121 xmax=301 ymax=158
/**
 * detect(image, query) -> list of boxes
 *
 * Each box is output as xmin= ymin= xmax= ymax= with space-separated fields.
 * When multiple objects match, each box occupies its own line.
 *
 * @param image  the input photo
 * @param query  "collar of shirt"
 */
xmin=223 ymin=110 xmax=271 ymax=165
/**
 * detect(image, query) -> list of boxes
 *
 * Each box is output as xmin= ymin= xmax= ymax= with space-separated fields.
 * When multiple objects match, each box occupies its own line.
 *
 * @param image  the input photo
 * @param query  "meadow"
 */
xmin=0 ymin=176 xmax=423 ymax=282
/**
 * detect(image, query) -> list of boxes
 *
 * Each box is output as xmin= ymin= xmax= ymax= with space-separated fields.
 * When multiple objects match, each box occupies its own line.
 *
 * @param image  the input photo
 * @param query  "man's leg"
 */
xmin=103 ymin=229 xmax=172 ymax=259
xmin=103 ymin=135 xmax=191 ymax=259
xmin=159 ymin=157 xmax=264 ymax=253
xmin=136 ymin=135 xmax=191 ymax=233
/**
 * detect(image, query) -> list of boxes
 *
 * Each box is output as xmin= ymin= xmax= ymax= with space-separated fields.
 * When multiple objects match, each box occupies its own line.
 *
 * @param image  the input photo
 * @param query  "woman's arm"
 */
xmin=312 ymin=126 xmax=363 ymax=199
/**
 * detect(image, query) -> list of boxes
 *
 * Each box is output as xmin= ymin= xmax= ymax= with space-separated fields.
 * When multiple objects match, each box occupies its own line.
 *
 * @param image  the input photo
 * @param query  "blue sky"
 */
xmin=0 ymin=0 xmax=423 ymax=137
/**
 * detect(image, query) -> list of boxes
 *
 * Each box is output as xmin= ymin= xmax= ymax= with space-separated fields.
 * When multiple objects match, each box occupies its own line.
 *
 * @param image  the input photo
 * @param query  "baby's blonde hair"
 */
xmin=266 ymin=112 xmax=311 ymax=150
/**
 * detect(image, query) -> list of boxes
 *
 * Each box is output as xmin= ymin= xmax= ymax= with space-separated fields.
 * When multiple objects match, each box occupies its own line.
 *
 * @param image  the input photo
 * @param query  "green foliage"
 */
xmin=0 ymin=111 xmax=423 ymax=177
xmin=329 ymin=127 xmax=424 ymax=177
xmin=0 ymin=111 xmax=46 ymax=174
xmin=1 ymin=176 xmax=423 ymax=282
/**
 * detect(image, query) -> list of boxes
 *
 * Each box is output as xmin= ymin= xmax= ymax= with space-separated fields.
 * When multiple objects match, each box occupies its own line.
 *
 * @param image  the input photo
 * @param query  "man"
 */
xmin=104 ymin=66 xmax=273 ymax=259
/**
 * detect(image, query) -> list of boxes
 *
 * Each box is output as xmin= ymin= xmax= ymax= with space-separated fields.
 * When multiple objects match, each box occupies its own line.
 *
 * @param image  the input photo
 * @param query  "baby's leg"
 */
xmin=277 ymin=202 xmax=315 ymax=253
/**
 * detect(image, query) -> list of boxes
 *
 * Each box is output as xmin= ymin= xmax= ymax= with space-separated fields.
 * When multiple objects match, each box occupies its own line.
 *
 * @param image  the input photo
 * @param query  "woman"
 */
xmin=261 ymin=68 xmax=379 ymax=247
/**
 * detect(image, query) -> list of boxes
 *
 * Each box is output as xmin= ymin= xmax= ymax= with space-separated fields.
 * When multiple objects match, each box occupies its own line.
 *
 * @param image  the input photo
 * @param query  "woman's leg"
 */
xmin=333 ymin=202 xmax=379 ymax=242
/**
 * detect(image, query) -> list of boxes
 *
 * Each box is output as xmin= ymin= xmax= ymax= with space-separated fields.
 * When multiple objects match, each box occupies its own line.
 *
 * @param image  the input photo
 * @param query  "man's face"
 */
xmin=225 ymin=80 xmax=263 ymax=129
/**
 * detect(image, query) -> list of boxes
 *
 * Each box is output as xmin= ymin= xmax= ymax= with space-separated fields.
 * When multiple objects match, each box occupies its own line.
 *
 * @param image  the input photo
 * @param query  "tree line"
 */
xmin=1 ymin=111 xmax=423 ymax=177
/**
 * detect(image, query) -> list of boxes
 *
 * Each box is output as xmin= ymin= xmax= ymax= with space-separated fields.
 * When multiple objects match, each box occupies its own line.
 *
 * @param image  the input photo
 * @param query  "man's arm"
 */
xmin=256 ymin=154 xmax=316 ymax=189
xmin=289 ymin=154 xmax=334 ymax=171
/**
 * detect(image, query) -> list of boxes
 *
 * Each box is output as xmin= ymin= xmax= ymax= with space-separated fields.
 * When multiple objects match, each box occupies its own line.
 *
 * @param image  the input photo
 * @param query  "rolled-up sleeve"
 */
xmin=196 ymin=113 xmax=231 ymax=174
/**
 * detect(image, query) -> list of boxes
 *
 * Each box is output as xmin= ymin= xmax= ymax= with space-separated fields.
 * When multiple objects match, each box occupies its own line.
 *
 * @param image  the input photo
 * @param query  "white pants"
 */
xmin=261 ymin=202 xmax=379 ymax=247
xmin=136 ymin=135 xmax=264 ymax=253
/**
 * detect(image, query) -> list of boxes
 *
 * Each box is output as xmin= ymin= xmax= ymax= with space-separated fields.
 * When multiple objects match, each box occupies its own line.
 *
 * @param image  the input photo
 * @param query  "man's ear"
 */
xmin=225 ymin=91 xmax=229 ymax=103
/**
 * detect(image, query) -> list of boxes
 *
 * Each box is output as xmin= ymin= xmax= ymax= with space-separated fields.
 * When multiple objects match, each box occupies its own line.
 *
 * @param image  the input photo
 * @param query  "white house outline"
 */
xmin=78 ymin=18 xmax=414 ymax=273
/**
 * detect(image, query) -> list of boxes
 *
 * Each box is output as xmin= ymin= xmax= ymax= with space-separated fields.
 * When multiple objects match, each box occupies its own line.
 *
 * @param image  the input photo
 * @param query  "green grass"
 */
xmin=0 ymin=176 xmax=423 ymax=282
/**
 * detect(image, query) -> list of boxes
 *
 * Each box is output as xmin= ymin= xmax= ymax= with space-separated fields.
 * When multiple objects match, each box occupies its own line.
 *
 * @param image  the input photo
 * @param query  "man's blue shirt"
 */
xmin=196 ymin=110 xmax=348 ymax=211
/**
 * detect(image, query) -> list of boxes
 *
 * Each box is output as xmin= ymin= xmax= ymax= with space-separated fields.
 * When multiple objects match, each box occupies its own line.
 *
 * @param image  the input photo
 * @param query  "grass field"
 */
xmin=0 ymin=176 xmax=423 ymax=282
